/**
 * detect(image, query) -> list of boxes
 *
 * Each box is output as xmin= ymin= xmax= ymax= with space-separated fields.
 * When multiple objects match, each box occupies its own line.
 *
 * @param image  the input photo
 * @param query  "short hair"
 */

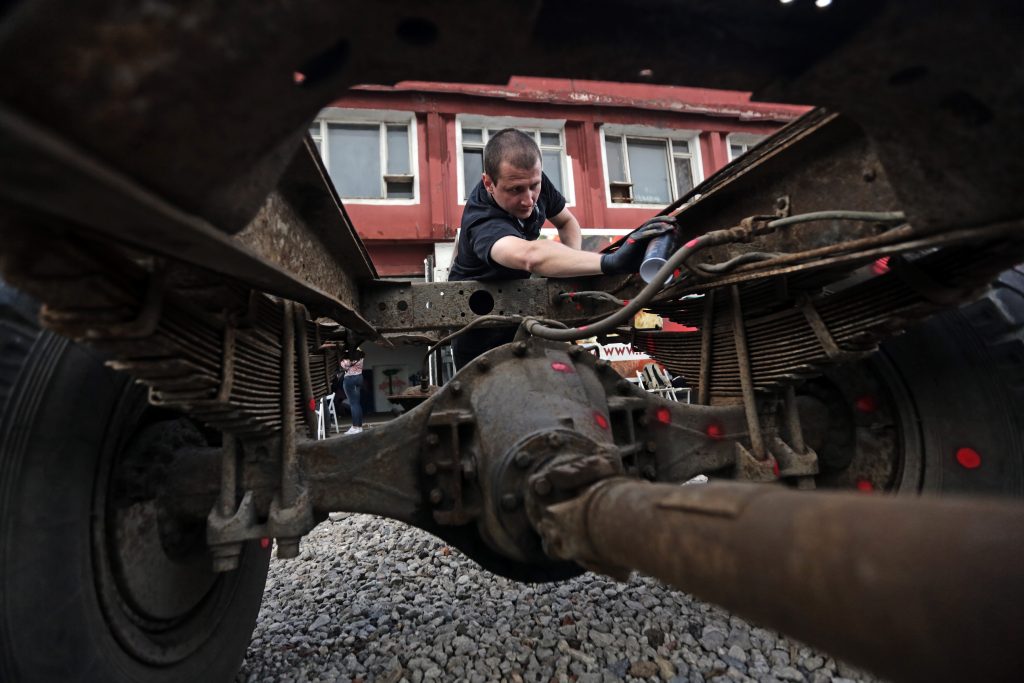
xmin=484 ymin=128 xmax=541 ymax=182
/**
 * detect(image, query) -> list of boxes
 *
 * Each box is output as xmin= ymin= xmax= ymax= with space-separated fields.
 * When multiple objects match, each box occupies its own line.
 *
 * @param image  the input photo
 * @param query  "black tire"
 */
xmin=807 ymin=267 xmax=1024 ymax=496
xmin=0 ymin=280 xmax=270 ymax=682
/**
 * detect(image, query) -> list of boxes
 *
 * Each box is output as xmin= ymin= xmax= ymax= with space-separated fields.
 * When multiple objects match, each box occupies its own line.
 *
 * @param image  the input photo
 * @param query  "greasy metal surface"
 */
xmin=361 ymin=277 xmax=630 ymax=333
xmin=0 ymin=106 xmax=376 ymax=333
xmin=0 ymin=231 xmax=343 ymax=438
xmin=535 ymin=478 xmax=1024 ymax=683
xmin=637 ymin=234 xmax=1024 ymax=401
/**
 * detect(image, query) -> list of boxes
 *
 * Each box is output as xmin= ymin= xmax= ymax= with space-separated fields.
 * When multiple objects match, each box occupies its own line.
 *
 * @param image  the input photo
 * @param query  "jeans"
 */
xmin=343 ymin=374 xmax=363 ymax=427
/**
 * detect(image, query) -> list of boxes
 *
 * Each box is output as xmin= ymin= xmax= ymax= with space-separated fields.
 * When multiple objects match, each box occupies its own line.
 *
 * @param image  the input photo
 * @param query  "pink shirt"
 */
xmin=341 ymin=358 xmax=363 ymax=376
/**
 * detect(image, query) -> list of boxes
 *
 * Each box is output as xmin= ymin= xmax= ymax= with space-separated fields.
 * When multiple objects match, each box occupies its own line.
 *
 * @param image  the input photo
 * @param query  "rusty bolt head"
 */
xmin=429 ymin=488 xmax=444 ymax=504
xmin=642 ymin=465 xmax=658 ymax=480
xmin=500 ymin=493 xmax=519 ymax=511
xmin=514 ymin=451 xmax=532 ymax=468
xmin=477 ymin=358 xmax=491 ymax=372
xmin=547 ymin=433 xmax=564 ymax=449
xmin=424 ymin=462 xmax=438 ymax=476
xmin=567 ymin=345 xmax=582 ymax=359
xmin=450 ymin=381 xmax=462 ymax=395
xmin=617 ymin=379 xmax=632 ymax=394
xmin=532 ymin=477 xmax=553 ymax=497
xmin=512 ymin=341 xmax=528 ymax=356
xmin=426 ymin=433 xmax=440 ymax=447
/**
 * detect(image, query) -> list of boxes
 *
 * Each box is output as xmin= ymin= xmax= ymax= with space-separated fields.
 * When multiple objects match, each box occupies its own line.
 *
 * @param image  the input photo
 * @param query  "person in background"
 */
xmin=340 ymin=349 xmax=365 ymax=435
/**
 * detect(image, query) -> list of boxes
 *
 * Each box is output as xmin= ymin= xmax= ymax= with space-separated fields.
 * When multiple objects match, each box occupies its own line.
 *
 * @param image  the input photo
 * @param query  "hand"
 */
xmin=600 ymin=219 xmax=676 ymax=275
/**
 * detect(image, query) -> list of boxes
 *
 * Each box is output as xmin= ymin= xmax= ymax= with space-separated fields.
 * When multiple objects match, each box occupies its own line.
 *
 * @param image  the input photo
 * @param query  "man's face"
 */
xmin=483 ymin=160 xmax=542 ymax=220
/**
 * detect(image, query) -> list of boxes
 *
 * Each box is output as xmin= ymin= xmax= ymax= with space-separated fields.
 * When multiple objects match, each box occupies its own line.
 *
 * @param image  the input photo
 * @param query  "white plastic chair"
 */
xmin=324 ymin=393 xmax=340 ymax=434
xmin=315 ymin=398 xmax=326 ymax=440
xmin=638 ymin=363 xmax=689 ymax=402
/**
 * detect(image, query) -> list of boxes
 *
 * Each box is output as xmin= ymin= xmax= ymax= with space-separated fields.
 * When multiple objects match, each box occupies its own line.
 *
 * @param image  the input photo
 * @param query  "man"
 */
xmin=448 ymin=128 xmax=657 ymax=367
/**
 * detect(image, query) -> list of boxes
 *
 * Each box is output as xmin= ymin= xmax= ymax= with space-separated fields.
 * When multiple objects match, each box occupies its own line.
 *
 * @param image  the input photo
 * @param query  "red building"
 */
xmin=309 ymin=76 xmax=810 ymax=278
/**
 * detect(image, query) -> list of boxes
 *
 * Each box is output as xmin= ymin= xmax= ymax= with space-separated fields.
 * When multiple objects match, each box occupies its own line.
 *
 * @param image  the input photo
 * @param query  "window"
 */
xmin=309 ymin=110 xmax=417 ymax=202
xmin=602 ymin=127 xmax=701 ymax=206
xmin=727 ymin=133 xmax=767 ymax=161
xmin=457 ymin=120 xmax=570 ymax=203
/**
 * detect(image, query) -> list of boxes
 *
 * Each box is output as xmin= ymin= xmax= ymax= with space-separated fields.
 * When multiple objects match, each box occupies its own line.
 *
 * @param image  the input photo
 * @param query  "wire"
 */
xmin=558 ymin=291 xmax=627 ymax=306
xmin=767 ymin=210 xmax=905 ymax=229
xmin=418 ymin=314 xmax=523 ymax=389
xmin=523 ymin=210 xmax=906 ymax=342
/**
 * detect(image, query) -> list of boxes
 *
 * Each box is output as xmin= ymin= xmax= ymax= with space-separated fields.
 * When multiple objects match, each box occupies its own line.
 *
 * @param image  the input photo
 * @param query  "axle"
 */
xmin=531 ymin=478 xmax=1024 ymax=683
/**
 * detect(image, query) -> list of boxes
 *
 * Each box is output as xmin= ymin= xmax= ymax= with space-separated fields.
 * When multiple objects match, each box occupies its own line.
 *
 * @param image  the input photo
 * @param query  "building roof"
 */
xmin=352 ymin=76 xmax=810 ymax=123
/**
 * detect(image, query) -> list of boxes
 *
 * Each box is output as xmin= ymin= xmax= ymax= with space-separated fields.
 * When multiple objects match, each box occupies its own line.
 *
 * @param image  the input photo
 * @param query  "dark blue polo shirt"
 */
xmin=448 ymin=173 xmax=566 ymax=282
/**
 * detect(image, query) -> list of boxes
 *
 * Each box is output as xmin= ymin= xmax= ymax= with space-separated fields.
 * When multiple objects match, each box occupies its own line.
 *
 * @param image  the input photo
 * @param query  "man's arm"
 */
xmin=549 ymin=207 xmax=582 ymax=250
xmin=490 ymin=236 xmax=602 ymax=277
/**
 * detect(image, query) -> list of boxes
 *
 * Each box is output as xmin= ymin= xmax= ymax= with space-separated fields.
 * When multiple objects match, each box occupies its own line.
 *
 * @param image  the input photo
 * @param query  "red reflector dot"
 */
xmin=772 ymin=458 xmax=780 ymax=477
xmin=955 ymin=447 xmax=982 ymax=470
xmin=551 ymin=362 xmax=574 ymax=373
xmin=854 ymin=395 xmax=877 ymax=413
xmin=873 ymin=256 xmax=890 ymax=275
xmin=705 ymin=422 xmax=723 ymax=440
xmin=655 ymin=407 xmax=672 ymax=425
xmin=856 ymin=479 xmax=874 ymax=492
xmin=260 ymin=537 xmax=271 ymax=549
xmin=594 ymin=412 xmax=609 ymax=429
xmin=308 ymin=398 xmax=316 ymax=412
xmin=292 ymin=71 xmax=306 ymax=84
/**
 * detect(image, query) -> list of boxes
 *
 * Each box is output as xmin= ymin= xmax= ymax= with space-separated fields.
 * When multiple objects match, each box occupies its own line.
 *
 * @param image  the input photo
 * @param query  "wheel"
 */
xmin=0 ymin=280 xmax=270 ymax=682
xmin=802 ymin=266 xmax=1024 ymax=496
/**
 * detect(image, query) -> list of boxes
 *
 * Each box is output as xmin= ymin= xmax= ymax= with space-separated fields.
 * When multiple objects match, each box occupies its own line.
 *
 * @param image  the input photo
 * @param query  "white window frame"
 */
xmin=599 ymin=124 xmax=703 ymax=209
xmin=726 ymin=132 xmax=767 ymax=161
xmin=311 ymin=107 xmax=419 ymax=205
xmin=455 ymin=115 xmax=575 ymax=207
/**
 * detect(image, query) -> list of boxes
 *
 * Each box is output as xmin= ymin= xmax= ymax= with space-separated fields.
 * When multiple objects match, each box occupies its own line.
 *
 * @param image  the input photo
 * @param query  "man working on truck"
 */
xmin=447 ymin=127 xmax=660 ymax=368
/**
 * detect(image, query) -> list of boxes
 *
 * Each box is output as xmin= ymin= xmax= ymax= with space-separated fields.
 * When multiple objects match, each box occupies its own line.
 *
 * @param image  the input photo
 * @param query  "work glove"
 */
xmin=599 ymin=218 xmax=677 ymax=275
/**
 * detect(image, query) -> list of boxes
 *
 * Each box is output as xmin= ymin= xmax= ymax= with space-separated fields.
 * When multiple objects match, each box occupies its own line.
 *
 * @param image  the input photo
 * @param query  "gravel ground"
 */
xmin=236 ymin=514 xmax=877 ymax=683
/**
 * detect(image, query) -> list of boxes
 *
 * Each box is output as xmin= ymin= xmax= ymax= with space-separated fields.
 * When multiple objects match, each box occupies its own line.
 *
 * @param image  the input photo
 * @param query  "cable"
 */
xmin=767 ymin=210 xmax=905 ymax=230
xmin=558 ymin=291 xmax=627 ymax=306
xmin=523 ymin=210 xmax=906 ymax=342
xmin=418 ymin=314 xmax=523 ymax=389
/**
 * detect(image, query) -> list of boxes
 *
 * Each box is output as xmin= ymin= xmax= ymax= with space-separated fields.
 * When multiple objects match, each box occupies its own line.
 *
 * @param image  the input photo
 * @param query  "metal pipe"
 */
xmin=697 ymin=290 xmax=715 ymax=405
xmin=730 ymin=285 xmax=765 ymax=458
xmin=539 ymin=479 xmax=1024 ymax=683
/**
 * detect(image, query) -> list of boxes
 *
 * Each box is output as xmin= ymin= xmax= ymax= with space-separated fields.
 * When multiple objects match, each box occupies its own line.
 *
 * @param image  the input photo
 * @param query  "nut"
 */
xmin=450 ymin=381 xmax=462 ymax=395
xmin=512 ymin=341 xmax=528 ymax=356
xmin=547 ymin=433 xmax=564 ymax=449
xmin=424 ymin=462 xmax=438 ymax=475
xmin=514 ymin=451 xmax=532 ymax=468
xmin=429 ymin=488 xmax=444 ymax=504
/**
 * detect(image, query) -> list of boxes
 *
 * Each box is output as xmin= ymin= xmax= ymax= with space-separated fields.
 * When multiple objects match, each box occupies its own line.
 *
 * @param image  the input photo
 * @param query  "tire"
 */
xmin=806 ymin=267 xmax=1024 ymax=497
xmin=0 ymin=280 xmax=270 ymax=682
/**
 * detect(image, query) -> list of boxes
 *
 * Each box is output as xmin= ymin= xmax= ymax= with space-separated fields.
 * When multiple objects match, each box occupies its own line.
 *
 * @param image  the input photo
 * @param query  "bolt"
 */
xmin=426 ymin=433 xmax=440 ymax=447
xmin=514 ymin=451 xmax=532 ymax=468
xmin=617 ymin=379 xmax=632 ymax=394
xmin=596 ymin=359 xmax=611 ymax=373
xmin=424 ymin=462 xmax=438 ymax=475
xmin=450 ymin=381 xmax=462 ymax=395
xmin=642 ymin=465 xmax=658 ymax=480
xmin=637 ymin=414 xmax=649 ymax=427
xmin=477 ymin=358 xmax=491 ymax=372
xmin=547 ymin=433 xmax=564 ymax=449
xmin=775 ymin=196 xmax=788 ymax=209
xmin=429 ymin=488 xmax=444 ymax=504
xmin=532 ymin=477 xmax=553 ymax=497
xmin=512 ymin=341 xmax=528 ymax=356
xmin=500 ymin=493 xmax=519 ymax=511
xmin=863 ymin=169 xmax=877 ymax=183
xmin=645 ymin=440 xmax=658 ymax=453
xmin=567 ymin=346 xmax=582 ymax=359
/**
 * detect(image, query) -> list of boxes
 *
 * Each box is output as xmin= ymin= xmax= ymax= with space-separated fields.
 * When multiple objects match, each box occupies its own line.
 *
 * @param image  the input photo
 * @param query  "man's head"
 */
xmin=482 ymin=128 xmax=542 ymax=220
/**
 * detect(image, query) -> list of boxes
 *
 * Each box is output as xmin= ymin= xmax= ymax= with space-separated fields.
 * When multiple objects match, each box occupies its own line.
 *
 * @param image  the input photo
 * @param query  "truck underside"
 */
xmin=0 ymin=1 xmax=1022 ymax=682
